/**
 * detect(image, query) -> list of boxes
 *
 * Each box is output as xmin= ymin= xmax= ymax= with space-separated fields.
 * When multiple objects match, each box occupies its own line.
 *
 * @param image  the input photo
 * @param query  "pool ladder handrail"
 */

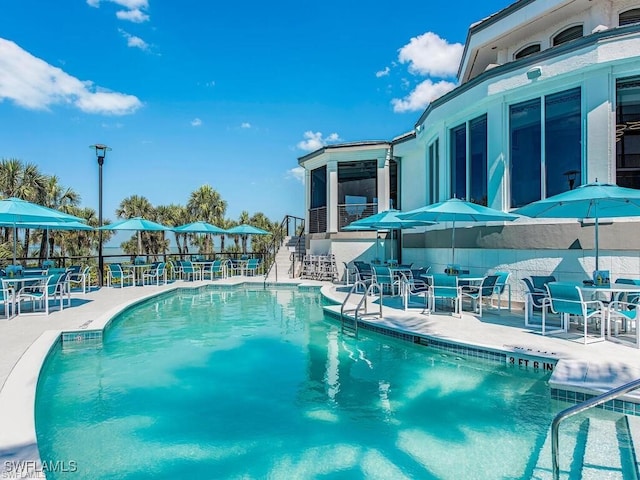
xmin=340 ymin=280 xmax=383 ymax=336
xmin=551 ymin=376 xmax=640 ymax=480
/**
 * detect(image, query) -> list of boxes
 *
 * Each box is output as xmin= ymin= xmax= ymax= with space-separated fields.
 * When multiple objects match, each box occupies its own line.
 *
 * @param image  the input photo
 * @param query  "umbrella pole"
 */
xmin=13 ymin=224 xmax=17 ymax=265
xmin=594 ymin=205 xmax=599 ymax=271
xmin=451 ymin=219 xmax=456 ymax=265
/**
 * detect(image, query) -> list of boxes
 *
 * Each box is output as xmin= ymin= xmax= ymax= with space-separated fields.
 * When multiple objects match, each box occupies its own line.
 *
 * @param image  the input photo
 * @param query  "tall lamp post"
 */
xmin=90 ymin=144 xmax=111 ymax=286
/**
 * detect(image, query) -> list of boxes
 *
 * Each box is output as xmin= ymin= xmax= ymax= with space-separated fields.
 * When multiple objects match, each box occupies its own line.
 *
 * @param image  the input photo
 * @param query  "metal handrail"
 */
xmin=340 ymin=280 xmax=383 ymax=335
xmin=263 ymin=214 xmax=305 ymax=281
xmin=551 ymin=377 xmax=640 ymax=480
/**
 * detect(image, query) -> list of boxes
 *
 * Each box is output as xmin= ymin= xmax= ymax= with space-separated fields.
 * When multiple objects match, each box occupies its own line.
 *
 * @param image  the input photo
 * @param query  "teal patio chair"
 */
xmin=0 ymin=279 xmax=14 ymax=319
xmin=68 ymin=265 xmax=91 ymax=294
xmin=371 ymin=264 xmax=400 ymax=296
xmin=490 ymin=271 xmax=511 ymax=312
xmin=544 ymin=282 xmax=605 ymax=344
xmin=17 ymin=273 xmax=63 ymax=315
xmin=143 ymin=262 xmax=166 ymax=286
xmin=395 ymin=270 xmax=430 ymax=313
xmin=461 ymin=275 xmax=499 ymax=317
xmin=429 ymin=273 xmax=462 ymax=317
xmin=106 ymin=264 xmax=134 ymax=288
xmin=245 ymin=258 xmax=260 ymax=276
xmin=181 ymin=260 xmax=201 ymax=281
xmin=203 ymin=260 xmax=228 ymax=280
xmin=607 ymin=279 xmax=640 ymax=348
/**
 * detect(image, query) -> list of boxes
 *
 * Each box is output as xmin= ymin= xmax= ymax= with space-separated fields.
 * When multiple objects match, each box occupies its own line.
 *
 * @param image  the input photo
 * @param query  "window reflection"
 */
xmin=510 ymin=99 xmax=542 ymax=207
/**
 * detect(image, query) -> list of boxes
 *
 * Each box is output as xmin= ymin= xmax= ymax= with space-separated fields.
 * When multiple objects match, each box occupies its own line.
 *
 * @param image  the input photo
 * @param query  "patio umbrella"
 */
xmin=173 ymin=221 xmax=227 ymax=255
xmin=344 ymin=209 xmax=433 ymax=262
xmin=226 ymin=224 xmax=270 ymax=254
xmin=0 ymin=197 xmax=87 ymax=263
xmin=399 ymin=198 xmax=519 ymax=265
xmin=512 ymin=182 xmax=640 ymax=270
xmin=13 ymin=220 xmax=93 ymax=260
xmin=98 ymin=217 xmax=170 ymax=255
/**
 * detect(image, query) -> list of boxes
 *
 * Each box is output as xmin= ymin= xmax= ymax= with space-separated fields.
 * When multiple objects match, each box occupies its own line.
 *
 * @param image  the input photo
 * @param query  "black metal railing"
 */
xmin=308 ymin=207 xmax=327 ymax=233
xmin=338 ymin=203 xmax=377 ymax=230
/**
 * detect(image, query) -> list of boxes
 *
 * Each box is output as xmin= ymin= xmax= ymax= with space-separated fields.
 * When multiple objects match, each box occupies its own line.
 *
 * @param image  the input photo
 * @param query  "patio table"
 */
xmin=125 ymin=264 xmax=151 ymax=286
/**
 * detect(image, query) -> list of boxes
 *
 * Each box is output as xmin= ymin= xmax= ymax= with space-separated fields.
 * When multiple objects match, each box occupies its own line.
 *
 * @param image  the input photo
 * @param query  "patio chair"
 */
xmin=68 ymin=265 xmax=91 ymax=294
xmin=543 ymin=282 xmax=605 ymax=344
xmin=17 ymin=273 xmax=63 ymax=315
xmin=395 ymin=270 xmax=430 ymax=312
xmin=522 ymin=277 xmax=551 ymax=326
xmin=203 ymin=260 xmax=227 ymax=280
xmin=607 ymin=279 xmax=640 ymax=348
xmin=244 ymin=258 xmax=260 ymax=276
xmin=490 ymin=271 xmax=511 ymax=312
xmin=353 ymin=261 xmax=373 ymax=285
xmin=143 ymin=262 xmax=166 ymax=286
xmin=461 ymin=275 xmax=500 ymax=317
xmin=0 ymin=279 xmax=14 ymax=319
xmin=181 ymin=260 xmax=201 ymax=282
xmin=371 ymin=264 xmax=401 ymax=296
xmin=106 ymin=264 xmax=134 ymax=288
xmin=429 ymin=273 xmax=462 ymax=317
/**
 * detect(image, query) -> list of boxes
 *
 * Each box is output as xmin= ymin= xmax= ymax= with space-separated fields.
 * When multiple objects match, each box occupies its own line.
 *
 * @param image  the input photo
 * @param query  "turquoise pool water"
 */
xmin=36 ymin=287 xmax=561 ymax=479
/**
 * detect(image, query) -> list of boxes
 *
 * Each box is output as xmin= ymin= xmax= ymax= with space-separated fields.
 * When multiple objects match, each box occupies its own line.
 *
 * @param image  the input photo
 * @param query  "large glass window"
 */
xmin=616 ymin=77 xmax=640 ymax=189
xmin=469 ymin=115 xmax=488 ymax=205
xmin=338 ymin=160 xmax=377 ymax=227
xmin=310 ymin=166 xmax=326 ymax=209
xmin=545 ymin=88 xmax=582 ymax=196
xmin=510 ymin=88 xmax=582 ymax=207
xmin=510 ymin=99 xmax=542 ymax=207
xmin=450 ymin=124 xmax=467 ymax=200
xmin=428 ymin=139 xmax=439 ymax=204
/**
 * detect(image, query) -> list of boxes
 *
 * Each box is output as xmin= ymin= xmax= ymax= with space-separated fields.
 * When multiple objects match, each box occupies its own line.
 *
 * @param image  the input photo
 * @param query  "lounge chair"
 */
xmin=544 ymin=282 xmax=605 ymax=344
xmin=106 ymin=264 xmax=134 ymax=288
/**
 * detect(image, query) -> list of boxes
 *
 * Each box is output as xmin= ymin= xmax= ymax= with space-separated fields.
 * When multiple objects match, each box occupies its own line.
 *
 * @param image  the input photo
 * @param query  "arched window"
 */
xmin=515 ymin=44 xmax=541 ymax=60
xmin=552 ymin=25 xmax=583 ymax=46
xmin=620 ymin=8 xmax=640 ymax=26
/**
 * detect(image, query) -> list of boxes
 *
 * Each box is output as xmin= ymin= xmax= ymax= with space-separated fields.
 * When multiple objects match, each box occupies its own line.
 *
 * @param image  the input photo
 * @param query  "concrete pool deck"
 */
xmin=2 ymin=277 xmax=640 ymax=476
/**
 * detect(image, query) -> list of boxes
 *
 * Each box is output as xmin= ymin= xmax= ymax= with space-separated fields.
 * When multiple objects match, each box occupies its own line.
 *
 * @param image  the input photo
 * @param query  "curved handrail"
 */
xmin=551 ymin=377 xmax=640 ymax=480
xmin=340 ymin=280 xmax=383 ymax=335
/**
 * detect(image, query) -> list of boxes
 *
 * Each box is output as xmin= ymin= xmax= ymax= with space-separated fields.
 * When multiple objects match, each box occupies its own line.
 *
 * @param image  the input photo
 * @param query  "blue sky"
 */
xmin=0 ymin=0 xmax=510 ymax=224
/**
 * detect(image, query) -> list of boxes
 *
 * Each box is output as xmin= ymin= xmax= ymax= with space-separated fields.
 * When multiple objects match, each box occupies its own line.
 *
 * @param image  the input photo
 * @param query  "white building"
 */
xmin=298 ymin=0 xmax=640 ymax=299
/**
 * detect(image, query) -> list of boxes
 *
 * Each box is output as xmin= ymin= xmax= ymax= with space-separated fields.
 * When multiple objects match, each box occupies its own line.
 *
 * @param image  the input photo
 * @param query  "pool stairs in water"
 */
xmin=531 ymin=415 xmax=640 ymax=479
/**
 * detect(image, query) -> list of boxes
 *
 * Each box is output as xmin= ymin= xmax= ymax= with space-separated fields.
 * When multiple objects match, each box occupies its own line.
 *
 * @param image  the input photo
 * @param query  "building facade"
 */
xmin=298 ymin=0 xmax=640 ymax=298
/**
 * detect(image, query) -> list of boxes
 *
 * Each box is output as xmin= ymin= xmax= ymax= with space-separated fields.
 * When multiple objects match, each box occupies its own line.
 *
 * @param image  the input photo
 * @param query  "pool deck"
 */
xmin=2 ymin=277 xmax=640 ymax=476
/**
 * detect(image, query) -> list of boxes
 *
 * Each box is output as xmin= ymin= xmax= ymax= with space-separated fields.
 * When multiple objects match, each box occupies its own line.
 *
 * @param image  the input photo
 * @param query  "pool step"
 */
xmin=532 ymin=415 xmax=640 ymax=480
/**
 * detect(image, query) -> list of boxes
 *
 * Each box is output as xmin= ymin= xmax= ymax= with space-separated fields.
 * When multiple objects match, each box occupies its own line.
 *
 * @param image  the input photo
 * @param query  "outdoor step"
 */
xmin=582 ymin=417 xmax=624 ymax=479
xmin=626 ymin=415 xmax=640 ymax=478
xmin=531 ymin=419 xmax=584 ymax=480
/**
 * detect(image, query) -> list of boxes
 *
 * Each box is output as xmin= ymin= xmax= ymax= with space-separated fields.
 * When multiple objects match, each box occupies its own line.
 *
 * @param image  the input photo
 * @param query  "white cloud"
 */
xmin=241 ymin=122 xmax=251 ymax=129
xmin=0 ymin=38 xmax=141 ymax=115
xmin=87 ymin=0 xmax=150 ymax=22
xmin=287 ymin=166 xmax=305 ymax=184
xmin=375 ymin=67 xmax=390 ymax=78
xmin=391 ymin=79 xmax=456 ymax=113
xmin=116 ymin=9 xmax=149 ymax=23
xmin=296 ymin=131 xmax=342 ymax=152
xmin=398 ymin=32 xmax=463 ymax=78
xmin=119 ymin=29 xmax=149 ymax=50
xmin=191 ymin=118 xmax=202 ymax=127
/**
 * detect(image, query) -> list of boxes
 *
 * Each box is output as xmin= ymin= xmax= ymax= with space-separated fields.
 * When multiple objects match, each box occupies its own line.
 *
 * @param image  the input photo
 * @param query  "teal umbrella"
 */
xmin=0 ymin=198 xmax=87 ymax=263
xmin=226 ymin=224 xmax=270 ymax=235
xmin=226 ymin=224 xmax=270 ymax=254
xmin=513 ymin=182 xmax=640 ymax=270
xmin=98 ymin=217 xmax=170 ymax=255
xmin=12 ymin=220 xmax=93 ymax=260
xmin=399 ymin=198 xmax=519 ymax=264
xmin=174 ymin=221 xmax=227 ymax=255
xmin=344 ymin=209 xmax=433 ymax=261
xmin=173 ymin=221 xmax=227 ymax=234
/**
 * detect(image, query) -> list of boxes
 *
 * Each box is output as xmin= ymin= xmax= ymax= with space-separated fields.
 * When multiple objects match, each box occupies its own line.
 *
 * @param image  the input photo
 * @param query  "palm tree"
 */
xmin=187 ymin=185 xmax=227 ymax=255
xmin=36 ymin=175 xmax=80 ymax=260
xmin=156 ymin=204 xmax=186 ymax=257
xmin=237 ymin=211 xmax=251 ymax=253
xmin=116 ymin=195 xmax=154 ymax=255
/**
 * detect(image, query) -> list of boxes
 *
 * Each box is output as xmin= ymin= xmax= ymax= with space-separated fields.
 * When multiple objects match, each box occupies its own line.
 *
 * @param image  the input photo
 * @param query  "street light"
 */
xmin=90 ymin=144 xmax=111 ymax=286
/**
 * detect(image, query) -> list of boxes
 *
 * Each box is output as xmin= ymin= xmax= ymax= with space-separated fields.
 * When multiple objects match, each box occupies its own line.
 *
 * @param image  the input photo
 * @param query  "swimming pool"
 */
xmin=36 ymin=286 xmax=562 ymax=479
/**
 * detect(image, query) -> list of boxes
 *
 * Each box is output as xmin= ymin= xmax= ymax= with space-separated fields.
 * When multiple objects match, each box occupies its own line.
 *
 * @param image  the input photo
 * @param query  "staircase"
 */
xmin=530 ymin=413 xmax=640 ymax=479
xmin=265 ymin=235 xmax=305 ymax=282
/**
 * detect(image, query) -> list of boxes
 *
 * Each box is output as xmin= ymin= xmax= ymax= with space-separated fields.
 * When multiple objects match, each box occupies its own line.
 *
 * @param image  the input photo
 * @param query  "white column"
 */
xmin=584 ymin=73 xmax=613 ymax=183
xmin=377 ymin=151 xmax=390 ymax=212
xmin=304 ymin=169 xmax=311 ymax=234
